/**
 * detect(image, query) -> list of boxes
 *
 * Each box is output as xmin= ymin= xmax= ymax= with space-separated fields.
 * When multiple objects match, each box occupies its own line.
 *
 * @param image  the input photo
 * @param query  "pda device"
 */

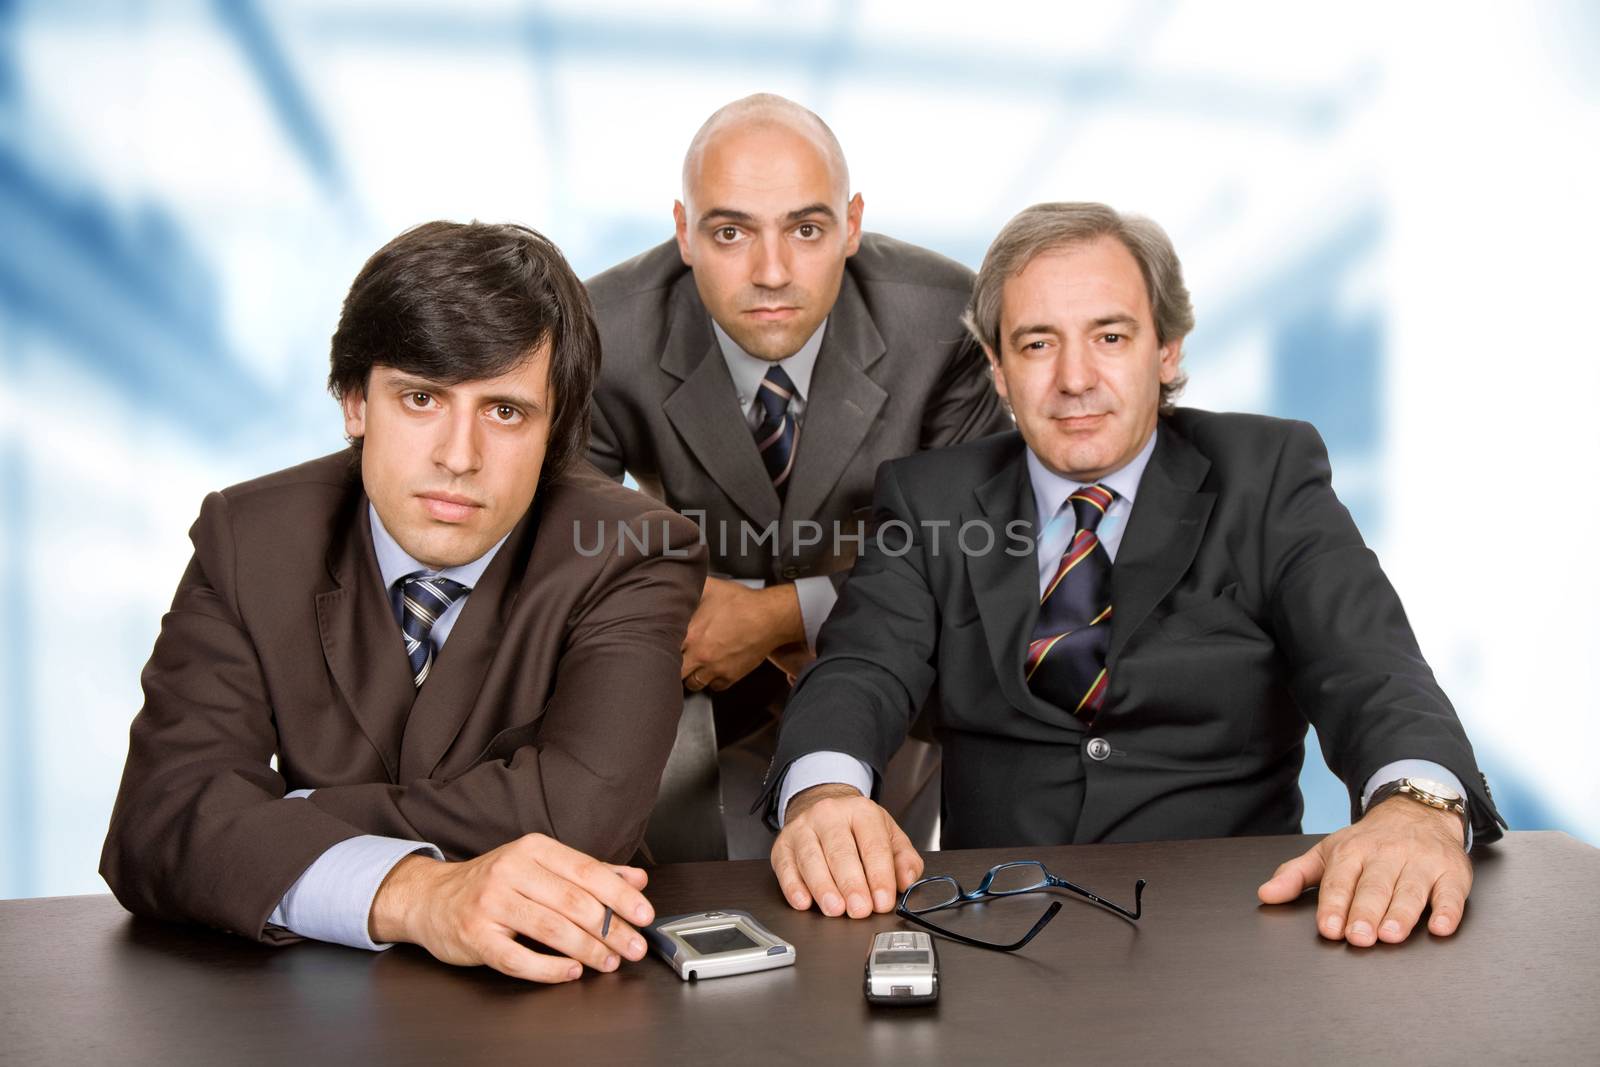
xmin=864 ymin=930 xmax=939 ymax=1004
xmin=642 ymin=910 xmax=796 ymax=981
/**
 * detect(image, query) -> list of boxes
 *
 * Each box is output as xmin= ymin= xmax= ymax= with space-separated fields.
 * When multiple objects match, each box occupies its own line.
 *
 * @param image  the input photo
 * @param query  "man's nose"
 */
xmin=1054 ymin=343 xmax=1097 ymax=395
xmin=750 ymin=233 xmax=793 ymax=291
xmin=435 ymin=409 xmax=482 ymax=476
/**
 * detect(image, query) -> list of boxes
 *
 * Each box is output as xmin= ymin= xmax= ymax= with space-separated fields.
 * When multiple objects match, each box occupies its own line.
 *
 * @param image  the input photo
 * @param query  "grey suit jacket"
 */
xmin=765 ymin=412 xmax=1506 ymax=847
xmin=585 ymin=233 xmax=1011 ymax=584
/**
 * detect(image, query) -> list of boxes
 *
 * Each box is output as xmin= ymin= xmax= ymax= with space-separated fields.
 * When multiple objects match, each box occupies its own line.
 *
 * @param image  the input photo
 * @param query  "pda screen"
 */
xmin=680 ymin=926 xmax=759 ymax=955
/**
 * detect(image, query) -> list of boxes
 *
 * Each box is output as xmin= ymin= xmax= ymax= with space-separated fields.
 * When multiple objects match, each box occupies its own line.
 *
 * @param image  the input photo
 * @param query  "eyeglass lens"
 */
xmin=983 ymin=861 xmax=1050 ymax=895
xmin=902 ymin=876 xmax=960 ymax=913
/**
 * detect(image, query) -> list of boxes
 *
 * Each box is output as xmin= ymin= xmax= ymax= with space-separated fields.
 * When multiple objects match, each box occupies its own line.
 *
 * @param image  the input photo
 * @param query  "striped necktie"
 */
xmin=399 ymin=574 xmax=470 ymax=688
xmin=753 ymin=364 xmax=800 ymax=498
xmin=1025 ymin=484 xmax=1117 ymax=723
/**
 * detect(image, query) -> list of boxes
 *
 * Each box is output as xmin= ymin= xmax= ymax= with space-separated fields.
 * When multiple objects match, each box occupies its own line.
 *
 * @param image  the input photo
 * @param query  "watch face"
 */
xmin=1406 ymin=777 xmax=1461 ymax=803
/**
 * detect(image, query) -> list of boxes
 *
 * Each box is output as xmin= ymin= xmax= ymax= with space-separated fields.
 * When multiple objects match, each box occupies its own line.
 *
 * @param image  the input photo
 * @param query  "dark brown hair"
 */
xmin=328 ymin=220 xmax=600 ymax=481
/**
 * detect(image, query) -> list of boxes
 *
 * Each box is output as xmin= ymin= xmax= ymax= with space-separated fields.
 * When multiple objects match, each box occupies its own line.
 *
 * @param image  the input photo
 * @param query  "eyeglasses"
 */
xmin=896 ymin=860 xmax=1146 ymax=952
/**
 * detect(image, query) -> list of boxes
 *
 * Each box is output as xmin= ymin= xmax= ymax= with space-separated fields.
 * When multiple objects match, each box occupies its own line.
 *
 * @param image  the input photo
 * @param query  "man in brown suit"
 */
xmin=100 ymin=222 xmax=707 ymax=984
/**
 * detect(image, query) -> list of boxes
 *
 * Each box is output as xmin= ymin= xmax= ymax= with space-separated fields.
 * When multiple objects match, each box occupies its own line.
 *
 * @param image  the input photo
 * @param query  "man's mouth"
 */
xmin=1051 ymin=413 xmax=1109 ymax=430
xmin=417 ymin=492 xmax=483 ymax=523
xmin=744 ymin=306 xmax=800 ymax=322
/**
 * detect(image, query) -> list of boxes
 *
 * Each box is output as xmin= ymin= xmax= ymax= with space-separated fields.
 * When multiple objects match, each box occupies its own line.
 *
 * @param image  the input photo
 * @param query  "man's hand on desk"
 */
xmin=770 ymin=784 xmax=924 ymax=918
xmin=1257 ymin=796 xmax=1472 ymax=946
xmin=368 ymin=833 xmax=655 ymax=983
xmin=682 ymin=577 xmax=804 ymax=692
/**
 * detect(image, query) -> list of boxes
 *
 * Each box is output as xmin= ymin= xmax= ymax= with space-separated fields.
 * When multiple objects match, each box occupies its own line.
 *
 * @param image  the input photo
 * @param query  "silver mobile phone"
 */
xmin=864 ymin=930 xmax=939 ymax=1004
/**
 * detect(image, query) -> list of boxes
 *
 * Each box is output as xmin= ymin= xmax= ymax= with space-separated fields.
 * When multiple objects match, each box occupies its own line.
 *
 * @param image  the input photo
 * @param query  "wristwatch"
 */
xmin=1367 ymin=776 xmax=1469 ymax=840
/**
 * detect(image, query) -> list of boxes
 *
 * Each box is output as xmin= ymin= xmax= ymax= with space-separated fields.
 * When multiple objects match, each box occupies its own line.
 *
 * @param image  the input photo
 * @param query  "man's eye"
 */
xmin=491 ymin=405 xmax=522 ymax=423
xmin=1102 ymin=333 xmax=1122 ymax=344
xmin=796 ymin=223 xmax=818 ymax=239
xmin=716 ymin=227 xmax=740 ymax=242
xmin=407 ymin=392 xmax=433 ymax=408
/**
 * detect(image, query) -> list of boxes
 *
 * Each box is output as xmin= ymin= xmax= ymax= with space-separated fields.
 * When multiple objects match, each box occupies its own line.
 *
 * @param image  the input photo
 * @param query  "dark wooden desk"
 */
xmin=3 ymin=832 xmax=1596 ymax=1065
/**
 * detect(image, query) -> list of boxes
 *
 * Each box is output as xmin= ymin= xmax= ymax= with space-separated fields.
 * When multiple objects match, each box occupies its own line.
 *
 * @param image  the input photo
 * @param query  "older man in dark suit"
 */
xmin=766 ymin=202 xmax=1504 ymax=949
xmin=586 ymin=94 xmax=1011 ymax=859
xmin=100 ymin=222 xmax=706 ymax=984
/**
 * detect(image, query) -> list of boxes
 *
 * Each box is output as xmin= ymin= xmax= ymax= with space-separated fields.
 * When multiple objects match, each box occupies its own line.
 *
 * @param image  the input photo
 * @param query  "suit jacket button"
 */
xmin=781 ymin=565 xmax=801 ymax=579
xmin=1085 ymin=737 xmax=1111 ymax=761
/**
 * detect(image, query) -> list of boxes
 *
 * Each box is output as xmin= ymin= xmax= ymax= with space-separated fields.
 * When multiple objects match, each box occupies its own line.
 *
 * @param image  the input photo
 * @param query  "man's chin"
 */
xmin=1033 ymin=441 xmax=1116 ymax=482
xmin=396 ymin=527 xmax=491 ymax=571
xmin=722 ymin=321 xmax=812 ymax=362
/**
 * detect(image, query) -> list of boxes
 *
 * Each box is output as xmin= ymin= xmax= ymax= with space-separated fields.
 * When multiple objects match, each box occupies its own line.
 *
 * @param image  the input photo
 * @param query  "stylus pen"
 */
xmin=601 ymin=907 xmax=613 ymax=938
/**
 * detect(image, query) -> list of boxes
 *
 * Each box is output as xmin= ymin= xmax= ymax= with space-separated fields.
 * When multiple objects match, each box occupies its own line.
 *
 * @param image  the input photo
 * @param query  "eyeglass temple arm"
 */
xmin=898 ymin=900 xmax=1063 ymax=953
xmin=1051 ymin=876 xmax=1147 ymax=920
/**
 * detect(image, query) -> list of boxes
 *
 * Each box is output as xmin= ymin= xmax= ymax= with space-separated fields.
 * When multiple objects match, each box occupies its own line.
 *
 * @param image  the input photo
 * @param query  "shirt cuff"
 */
xmin=1361 ymin=759 xmax=1473 ymax=851
xmin=792 ymin=576 xmax=840 ymax=652
xmin=267 ymin=834 xmax=444 ymax=950
xmin=777 ymin=751 xmax=874 ymax=827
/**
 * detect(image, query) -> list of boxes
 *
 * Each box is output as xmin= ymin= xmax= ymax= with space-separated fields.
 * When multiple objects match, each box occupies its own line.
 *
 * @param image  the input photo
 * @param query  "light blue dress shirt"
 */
xmin=779 ymin=430 xmax=1469 ymax=847
xmin=265 ymin=505 xmax=510 ymax=950
xmin=711 ymin=318 xmax=838 ymax=650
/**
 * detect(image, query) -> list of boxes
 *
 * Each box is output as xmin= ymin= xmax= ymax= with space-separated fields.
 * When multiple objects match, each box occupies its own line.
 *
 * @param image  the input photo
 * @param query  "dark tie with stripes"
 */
xmin=399 ymin=574 xmax=470 ymax=688
xmin=753 ymin=364 xmax=800 ymax=499
xmin=1025 ymin=483 xmax=1117 ymax=723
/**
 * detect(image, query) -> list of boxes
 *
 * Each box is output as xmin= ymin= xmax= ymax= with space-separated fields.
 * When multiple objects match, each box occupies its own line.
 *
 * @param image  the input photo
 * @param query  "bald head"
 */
xmin=672 ymin=94 xmax=864 ymax=362
xmin=681 ymin=93 xmax=850 ymax=209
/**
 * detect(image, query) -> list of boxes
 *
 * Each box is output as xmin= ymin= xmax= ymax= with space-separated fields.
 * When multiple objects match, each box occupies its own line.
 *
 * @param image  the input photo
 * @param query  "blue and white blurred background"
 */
xmin=3 ymin=1 xmax=1597 ymax=898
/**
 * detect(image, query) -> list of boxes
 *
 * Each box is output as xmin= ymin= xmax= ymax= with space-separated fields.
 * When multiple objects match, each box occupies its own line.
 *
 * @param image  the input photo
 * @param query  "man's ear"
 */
xmin=844 ymin=193 xmax=865 ymax=257
xmin=341 ymin=388 xmax=367 ymax=440
xmin=674 ymin=200 xmax=693 ymax=266
xmin=1157 ymin=336 xmax=1185 ymax=383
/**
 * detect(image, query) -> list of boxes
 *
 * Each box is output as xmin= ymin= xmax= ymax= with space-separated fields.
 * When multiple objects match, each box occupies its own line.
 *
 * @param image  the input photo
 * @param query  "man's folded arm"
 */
xmin=304 ymin=513 xmax=707 ymax=863
xmin=99 ymin=494 xmax=380 ymax=944
xmin=759 ymin=462 xmax=942 ymax=826
xmin=1262 ymin=421 xmax=1505 ymax=842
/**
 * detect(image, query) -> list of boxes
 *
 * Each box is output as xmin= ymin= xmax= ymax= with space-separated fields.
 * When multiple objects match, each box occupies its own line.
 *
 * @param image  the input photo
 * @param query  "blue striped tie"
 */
xmin=753 ymin=365 xmax=800 ymax=498
xmin=399 ymin=574 xmax=470 ymax=688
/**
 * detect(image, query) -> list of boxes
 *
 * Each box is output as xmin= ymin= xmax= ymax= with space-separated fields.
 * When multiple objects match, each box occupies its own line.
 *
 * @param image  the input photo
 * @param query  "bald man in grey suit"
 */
xmin=587 ymin=95 xmax=1010 ymax=859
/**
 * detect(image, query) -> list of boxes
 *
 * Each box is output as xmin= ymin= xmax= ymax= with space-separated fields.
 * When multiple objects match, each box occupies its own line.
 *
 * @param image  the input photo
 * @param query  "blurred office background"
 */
xmin=3 ymin=0 xmax=1597 ymax=898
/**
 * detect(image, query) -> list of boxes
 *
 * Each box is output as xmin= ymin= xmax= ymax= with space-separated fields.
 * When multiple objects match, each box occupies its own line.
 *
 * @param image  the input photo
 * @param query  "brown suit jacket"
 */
xmin=100 ymin=451 xmax=707 ymax=943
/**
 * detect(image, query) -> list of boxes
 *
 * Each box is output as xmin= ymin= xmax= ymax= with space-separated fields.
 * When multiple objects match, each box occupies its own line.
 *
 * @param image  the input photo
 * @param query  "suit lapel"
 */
xmin=316 ymin=505 xmax=415 ymax=782
xmin=781 ymin=273 xmax=888 ymax=526
xmin=1107 ymin=420 xmax=1216 ymax=665
xmin=398 ymin=503 xmax=538 ymax=781
xmin=660 ymin=276 xmax=781 ymax=527
xmin=965 ymin=441 xmax=1067 ymax=728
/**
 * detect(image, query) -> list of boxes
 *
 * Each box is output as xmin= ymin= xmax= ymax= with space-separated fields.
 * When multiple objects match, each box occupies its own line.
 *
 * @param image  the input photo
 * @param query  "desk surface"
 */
xmin=3 ymin=832 xmax=1597 ymax=1065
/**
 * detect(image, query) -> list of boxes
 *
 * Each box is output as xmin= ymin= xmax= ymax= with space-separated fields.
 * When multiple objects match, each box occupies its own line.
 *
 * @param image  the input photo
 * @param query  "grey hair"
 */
xmin=963 ymin=202 xmax=1194 ymax=411
xmin=681 ymin=93 xmax=849 ymax=203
